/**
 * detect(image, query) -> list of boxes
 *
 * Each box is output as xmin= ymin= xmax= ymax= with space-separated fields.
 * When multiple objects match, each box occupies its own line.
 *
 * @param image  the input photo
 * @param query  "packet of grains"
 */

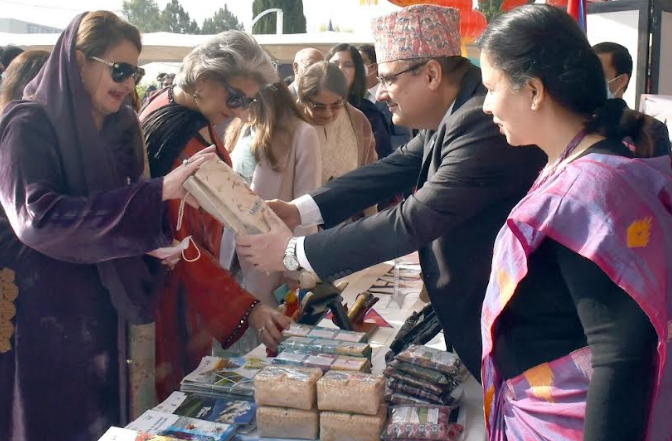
xmin=253 ymin=366 xmax=323 ymax=410
xmin=317 ymin=371 xmax=385 ymax=415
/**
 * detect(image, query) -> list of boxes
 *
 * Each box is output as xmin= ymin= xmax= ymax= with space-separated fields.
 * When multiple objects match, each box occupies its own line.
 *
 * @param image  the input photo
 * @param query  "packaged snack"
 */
xmin=396 ymin=345 xmax=461 ymax=376
xmin=388 ymin=359 xmax=450 ymax=385
xmin=317 ymin=371 xmax=385 ymax=415
xmin=283 ymin=324 xmax=367 ymax=343
xmin=279 ymin=337 xmax=372 ymax=358
xmin=382 ymin=406 xmax=463 ymax=441
xmin=386 ymin=378 xmax=445 ymax=405
xmin=273 ymin=352 xmax=370 ymax=373
xmin=256 ymin=406 xmax=319 ymax=440
xmin=383 ymin=367 xmax=447 ymax=397
xmin=320 ymin=407 xmax=387 ymax=441
xmin=254 ymin=366 xmax=322 ymax=410
xmin=385 ymin=391 xmax=441 ymax=407
xmin=331 ymin=355 xmax=371 ymax=372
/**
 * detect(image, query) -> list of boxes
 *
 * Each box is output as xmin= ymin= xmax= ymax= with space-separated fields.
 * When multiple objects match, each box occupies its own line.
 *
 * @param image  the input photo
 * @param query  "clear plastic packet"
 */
xmin=273 ymin=351 xmax=370 ymax=373
xmin=283 ymin=323 xmax=367 ymax=343
xmin=253 ymin=366 xmax=323 ymax=410
xmin=279 ymin=336 xmax=372 ymax=359
xmin=396 ymin=345 xmax=462 ymax=376
xmin=256 ymin=406 xmax=319 ymax=440
xmin=388 ymin=359 xmax=450 ymax=384
xmin=382 ymin=405 xmax=463 ymax=441
xmin=320 ymin=407 xmax=388 ymax=441
xmin=317 ymin=370 xmax=386 ymax=415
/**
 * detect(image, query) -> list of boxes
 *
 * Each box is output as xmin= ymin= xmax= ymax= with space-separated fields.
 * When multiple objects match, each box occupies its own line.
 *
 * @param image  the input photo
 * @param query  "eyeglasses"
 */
xmin=377 ymin=61 xmax=429 ymax=88
xmin=91 ymin=56 xmax=145 ymax=84
xmin=222 ymin=81 xmax=257 ymax=109
xmin=306 ymin=100 xmax=345 ymax=112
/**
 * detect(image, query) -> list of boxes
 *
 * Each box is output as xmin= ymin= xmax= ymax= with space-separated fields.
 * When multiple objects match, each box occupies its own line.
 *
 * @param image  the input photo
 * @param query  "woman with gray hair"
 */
xmin=139 ymin=30 xmax=290 ymax=401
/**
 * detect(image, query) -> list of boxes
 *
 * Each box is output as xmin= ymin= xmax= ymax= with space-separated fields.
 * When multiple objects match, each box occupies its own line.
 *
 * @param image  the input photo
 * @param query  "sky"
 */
xmin=0 ymin=0 xmax=401 ymax=33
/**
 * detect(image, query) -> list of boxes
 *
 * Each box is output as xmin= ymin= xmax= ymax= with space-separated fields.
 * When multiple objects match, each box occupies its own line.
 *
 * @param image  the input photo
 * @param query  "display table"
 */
xmin=248 ymin=258 xmax=487 ymax=441
xmin=336 ymin=260 xmax=486 ymax=441
xmin=110 ymin=256 xmax=487 ymax=441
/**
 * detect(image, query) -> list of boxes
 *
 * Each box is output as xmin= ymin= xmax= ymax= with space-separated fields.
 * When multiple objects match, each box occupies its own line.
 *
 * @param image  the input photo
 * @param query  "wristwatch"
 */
xmin=283 ymin=237 xmax=300 ymax=271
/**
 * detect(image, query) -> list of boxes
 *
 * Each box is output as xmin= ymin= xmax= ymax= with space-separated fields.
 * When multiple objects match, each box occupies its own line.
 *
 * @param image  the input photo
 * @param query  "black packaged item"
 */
xmin=388 ymin=359 xmax=450 ymax=385
xmin=386 ymin=378 xmax=446 ymax=405
xmin=385 ymin=303 xmax=442 ymax=363
xmin=383 ymin=366 xmax=446 ymax=397
xmin=385 ymin=391 xmax=437 ymax=406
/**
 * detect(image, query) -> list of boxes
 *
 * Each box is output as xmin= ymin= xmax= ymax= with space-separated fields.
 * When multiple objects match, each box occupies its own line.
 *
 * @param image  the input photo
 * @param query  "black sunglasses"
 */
xmin=222 ymin=81 xmax=257 ymax=109
xmin=91 ymin=56 xmax=145 ymax=84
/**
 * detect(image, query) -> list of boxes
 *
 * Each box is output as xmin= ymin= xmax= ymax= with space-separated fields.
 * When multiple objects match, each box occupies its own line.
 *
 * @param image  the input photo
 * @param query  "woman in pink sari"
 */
xmin=477 ymin=5 xmax=672 ymax=441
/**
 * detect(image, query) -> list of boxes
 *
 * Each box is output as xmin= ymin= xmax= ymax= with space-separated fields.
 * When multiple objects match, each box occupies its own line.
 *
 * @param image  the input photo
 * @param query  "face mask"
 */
xmin=150 ymin=236 xmax=200 ymax=263
xmin=606 ymin=75 xmax=623 ymax=99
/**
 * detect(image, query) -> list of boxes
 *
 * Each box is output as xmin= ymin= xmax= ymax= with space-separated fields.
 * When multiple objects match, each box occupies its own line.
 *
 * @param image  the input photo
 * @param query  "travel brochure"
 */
xmin=155 ymin=391 xmax=256 ymax=427
xmin=180 ymin=356 xmax=269 ymax=399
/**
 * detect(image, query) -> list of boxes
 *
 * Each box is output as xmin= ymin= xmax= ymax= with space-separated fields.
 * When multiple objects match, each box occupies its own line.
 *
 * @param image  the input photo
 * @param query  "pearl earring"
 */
xmin=193 ymin=92 xmax=199 ymax=99
xmin=531 ymin=103 xmax=537 ymax=110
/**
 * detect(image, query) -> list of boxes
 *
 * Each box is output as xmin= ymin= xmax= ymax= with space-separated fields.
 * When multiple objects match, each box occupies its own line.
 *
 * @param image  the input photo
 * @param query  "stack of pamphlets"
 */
xmin=180 ymin=356 xmax=268 ymax=399
xmin=127 ymin=410 xmax=236 ymax=441
xmin=155 ymin=391 xmax=256 ymax=428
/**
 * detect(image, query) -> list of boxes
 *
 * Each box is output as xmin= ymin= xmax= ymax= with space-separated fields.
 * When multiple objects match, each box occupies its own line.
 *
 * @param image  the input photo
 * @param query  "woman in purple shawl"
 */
xmin=477 ymin=5 xmax=672 ymax=441
xmin=0 ymin=11 xmax=214 ymax=441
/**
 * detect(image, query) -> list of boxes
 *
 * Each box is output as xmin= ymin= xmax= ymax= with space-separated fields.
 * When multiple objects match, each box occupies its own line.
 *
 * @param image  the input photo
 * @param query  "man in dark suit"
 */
xmin=593 ymin=42 xmax=671 ymax=156
xmin=237 ymin=4 xmax=546 ymax=380
xmin=359 ymin=43 xmax=411 ymax=150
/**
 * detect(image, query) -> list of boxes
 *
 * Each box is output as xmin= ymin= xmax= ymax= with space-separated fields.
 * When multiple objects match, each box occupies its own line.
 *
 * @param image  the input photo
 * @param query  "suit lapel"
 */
xmin=417 ymin=65 xmax=484 ymax=189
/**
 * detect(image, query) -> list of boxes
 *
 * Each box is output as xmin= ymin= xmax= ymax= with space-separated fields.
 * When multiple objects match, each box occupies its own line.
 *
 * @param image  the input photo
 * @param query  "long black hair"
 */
xmin=478 ymin=4 xmax=653 ymax=157
xmin=327 ymin=43 xmax=367 ymax=107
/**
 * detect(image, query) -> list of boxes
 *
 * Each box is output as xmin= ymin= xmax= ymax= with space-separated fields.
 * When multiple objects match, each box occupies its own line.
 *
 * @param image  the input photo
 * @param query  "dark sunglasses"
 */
xmin=222 ymin=81 xmax=257 ymax=109
xmin=91 ymin=56 xmax=145 ymax=84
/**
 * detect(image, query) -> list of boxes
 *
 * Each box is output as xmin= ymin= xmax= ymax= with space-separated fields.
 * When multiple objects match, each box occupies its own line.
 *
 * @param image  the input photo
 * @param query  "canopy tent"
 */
xmin=0 ymin=30 xmax=377 ymax=64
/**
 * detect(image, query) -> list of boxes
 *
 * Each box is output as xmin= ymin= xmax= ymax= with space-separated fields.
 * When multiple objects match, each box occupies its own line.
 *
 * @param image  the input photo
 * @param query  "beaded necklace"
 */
xmin=531 ymin=129 xmax=587 ymax=191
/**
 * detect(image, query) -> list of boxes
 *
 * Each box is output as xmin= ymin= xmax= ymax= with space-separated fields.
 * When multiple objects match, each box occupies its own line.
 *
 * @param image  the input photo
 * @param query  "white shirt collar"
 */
xmin=366 ymin=83 xmax=379 ymax=103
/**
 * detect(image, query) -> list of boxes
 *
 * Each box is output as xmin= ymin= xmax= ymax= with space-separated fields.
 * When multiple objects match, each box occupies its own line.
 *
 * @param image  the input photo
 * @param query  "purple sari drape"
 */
xmin=481 ymin=153 xmax=672 ymax=441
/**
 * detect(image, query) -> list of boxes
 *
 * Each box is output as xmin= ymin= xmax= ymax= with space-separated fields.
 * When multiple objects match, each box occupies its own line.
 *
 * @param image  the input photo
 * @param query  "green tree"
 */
xmin=202 ymin=5 xmax=245 ymax=34
xmin=159 ymin=0 xmax=200 ymax=34
xmin=252 ymin=0 xmax=307 ymax=34
xmin=478 ymin=0 xmax=535 ymax=23
xmin=122 ymin=0 xmax=161 ymax=32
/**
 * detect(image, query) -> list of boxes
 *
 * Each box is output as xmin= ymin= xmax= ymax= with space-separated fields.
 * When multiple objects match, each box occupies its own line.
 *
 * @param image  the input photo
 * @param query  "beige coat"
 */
xmin=234 ymin=117 xmax=322 ymax=305
xmin=315 ymin=103 xmax=378 ymax=183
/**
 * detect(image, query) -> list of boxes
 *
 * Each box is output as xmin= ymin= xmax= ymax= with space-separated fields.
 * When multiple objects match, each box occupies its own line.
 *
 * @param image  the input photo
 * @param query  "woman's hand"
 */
xmin=162 ymin=145 xmax=217 ymax=205
xmin=248 ymin=303 xmax=292 ymax=351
